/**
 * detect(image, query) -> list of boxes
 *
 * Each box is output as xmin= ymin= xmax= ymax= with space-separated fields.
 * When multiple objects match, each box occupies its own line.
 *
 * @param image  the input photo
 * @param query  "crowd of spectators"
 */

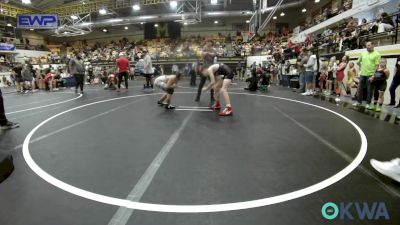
xmin=318 ymin=11 xmax=398 ymax=54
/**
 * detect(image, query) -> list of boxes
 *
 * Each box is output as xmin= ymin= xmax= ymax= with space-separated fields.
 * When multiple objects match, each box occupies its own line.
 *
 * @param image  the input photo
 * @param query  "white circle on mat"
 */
xmin=22 ymin=92 xmax=368 ymax=213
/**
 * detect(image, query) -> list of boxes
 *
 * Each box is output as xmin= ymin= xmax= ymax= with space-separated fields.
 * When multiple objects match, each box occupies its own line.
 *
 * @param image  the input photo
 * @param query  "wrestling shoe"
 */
xmin=219 ymin=107 xmax=233 ymax=116
xmin=157 ymin=101 xmax=167 ymax=106
xmin=165 ymin=105 xmax=176 ymax=110
xmin=210 ymin=101 xmax=221 ymax=110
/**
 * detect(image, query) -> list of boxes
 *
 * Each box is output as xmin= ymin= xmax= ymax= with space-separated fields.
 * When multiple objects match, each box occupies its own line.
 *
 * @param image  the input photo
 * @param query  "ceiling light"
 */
xmin=99 ymin=8 xmax=107 ymax=15
xmin=124 ymin=26 xmax=129 ymax=30
xmin=154 ymin=23 xmax=159 ymax=27
xmin=63 ymin=31 xmax=70 ymax=34
xmin=22 ymin=0 xmax=31 ymax=4
xmin=246 ymin=20 xmax=250 ymax=23
xmin=30 ymin=29 xmax=34 ymax=31
xmin=109 ymin=18 xmax=123 ymax=22
xmin=0 ymin=8 xmax=4 ymax=12
xmin=6 ymin=23 xmax=12 ymax=27
xmin=184 ymin=22 xmax=188 ymax=25
xmin=80 ymin=22 xmax=93 ymax=26
xmin=81 ymin=31 xmax=85 ymax=34
xmin=207 ymin=12 xmax=222 ymax=15
xmin=70 ymin=15 xmax=78 ymax=20
xmin=302 ymin=8 xmax=307 ymax=13
xmin=140 ymin=22 xmax=144 ymax=24
xmin=273 ymin=16 xmax=277 ymax=20
xmin=170 ymin=1 xmax=178 ymax=9
xmin=132 ymin=4 xmax=140 ymax=11
xmin=280 ymin=12 xmax=285 ymax=16
xmin=102 ymin=29 xmax=107 ymax=32
xmin=211 ymin=0 xmax=218 ymax=4
xmin=214 ymin=20 xmax=218 ymax=24
xmin=315 ymin=0 xmax=320 ymax=2
xmin=138 ymin=16 xmax=155 ymax=19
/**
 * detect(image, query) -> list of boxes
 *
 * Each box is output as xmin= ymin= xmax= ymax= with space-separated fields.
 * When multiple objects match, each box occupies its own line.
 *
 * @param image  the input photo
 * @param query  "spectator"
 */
xmin=236 ymin=61 xmax=243 ymax=81
xmin=171 ymin=64 xmax=179 ymax=74
xmin=12 ymin=65 xmax=23 ymax=93
xmin=377 ymin=12 xmax=394 ymax=33
xmin=347 ymin=61 xmax=357 ymax=96
xmin=0 ymin=88 xmax=19 ymax=129
xmin=184 ymin=63 xmax=190 ymax=77
xmin=369 ymin=58 xmax=390 ymax=112
xmin=44 ymin=68 xmax=54 ymax=91
xmin=143 ymin=50 xmax=154 ymax=89
xmin=303 ymin=49 xmax=317 ymax=96
xmin=69 ymin=53 xmax=85 ymax=94
xmin=296 ymin=49 xmax=309 ymax=93
xmin=22 ymin=64 xmax=34 ymax=93
xmin=244 ymin=68 xmax=259 ymax=92
xmin=115 ymin=52 xmax=130 ymax=92
xmin=319 ymin=63 xmax=328 ymax=93
xmin=335 ymin=55 xmax=349 ymax=99
xmin=389 ymin=58 xmax=400 ymax=108
xmin=353 ymin=42 xmax=381 ymax=108
xmin=326 ymin=56 xmax=337 ymax=96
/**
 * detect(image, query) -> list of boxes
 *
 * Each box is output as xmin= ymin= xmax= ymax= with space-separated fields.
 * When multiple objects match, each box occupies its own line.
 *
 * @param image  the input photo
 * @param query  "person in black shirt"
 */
xmin=245 ymin=68 xmax=259 ymax=92
xmin=12 ymin=65 xmax=23 ymax=93
xmin=0 ymin=88 xmax=19 ymax=129
xmin=389 ymin=57 xmax=400 ymax=108
xmin=196 ymin=41 xmax=215 ymax=103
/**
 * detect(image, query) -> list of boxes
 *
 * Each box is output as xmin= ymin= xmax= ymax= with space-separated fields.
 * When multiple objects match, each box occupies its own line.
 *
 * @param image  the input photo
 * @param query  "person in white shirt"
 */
xmin=302 ymin=50 xmax=317 ymax=96
xmin=143 ymin=50 xmax=154 ymax=89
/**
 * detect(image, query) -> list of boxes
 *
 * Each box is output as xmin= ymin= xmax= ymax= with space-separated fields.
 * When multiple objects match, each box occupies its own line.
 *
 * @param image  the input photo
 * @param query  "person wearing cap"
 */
xmin=115 ymin=52 xmax=130 ymax=92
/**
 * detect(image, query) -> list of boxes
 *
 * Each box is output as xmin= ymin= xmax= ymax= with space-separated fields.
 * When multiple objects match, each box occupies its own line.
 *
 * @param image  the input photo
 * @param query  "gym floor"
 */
xmin=0 ymin=80 xmax=399 ymax=225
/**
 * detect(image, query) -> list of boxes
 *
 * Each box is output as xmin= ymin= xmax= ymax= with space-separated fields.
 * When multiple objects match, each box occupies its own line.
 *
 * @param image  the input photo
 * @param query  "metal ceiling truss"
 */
xmin=53 ymin=13 xmax=93 ymax=37
xmin=175 ymin=0 xmax=201 ymax=25
xmin=258 ymin=0 xmax=283 ymax=34
xmin=1 ymin=0 xmax=189 ymax=18
xmin=0 ymin=3 xmax=33 ymax=18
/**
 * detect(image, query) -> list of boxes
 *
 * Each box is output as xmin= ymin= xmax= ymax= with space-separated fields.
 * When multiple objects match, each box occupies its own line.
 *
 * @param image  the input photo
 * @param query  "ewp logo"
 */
xmin=17 ymin=14 xmax=58 ymax=29
xmin=322 ymin=202 xmax=390 ymax=220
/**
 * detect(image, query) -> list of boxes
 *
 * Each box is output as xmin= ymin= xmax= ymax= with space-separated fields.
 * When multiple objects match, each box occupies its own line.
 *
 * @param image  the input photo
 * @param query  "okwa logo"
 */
xmin=322 ymin=202 xmax=390 ymax=220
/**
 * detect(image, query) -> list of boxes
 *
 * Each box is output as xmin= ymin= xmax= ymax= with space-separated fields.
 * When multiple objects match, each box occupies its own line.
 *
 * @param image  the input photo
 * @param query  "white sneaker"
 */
xmin=370 ymin=158 xmax=400 ymax=183
xmin=301 ymin=91 xmax=309 ymax=96
xmin=335 ymin=97 xmax=341 ymax=102
xmin=352 ymin=102 xmax=360 ymax=107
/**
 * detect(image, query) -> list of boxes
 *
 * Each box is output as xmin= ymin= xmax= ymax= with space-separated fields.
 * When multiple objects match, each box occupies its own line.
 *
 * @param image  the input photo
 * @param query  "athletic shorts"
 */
xmin=154 ymin=77 xmax=165 ymax=90
xmin=372 ymin=80 xmax=387 ymax=92
xmin=305 ymin=71 xmax=314 ymax=83
xmin=222 ymin=72 xmax=234 ymax=80
xmin=144 ymin=73 xmax=153 ymax=79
